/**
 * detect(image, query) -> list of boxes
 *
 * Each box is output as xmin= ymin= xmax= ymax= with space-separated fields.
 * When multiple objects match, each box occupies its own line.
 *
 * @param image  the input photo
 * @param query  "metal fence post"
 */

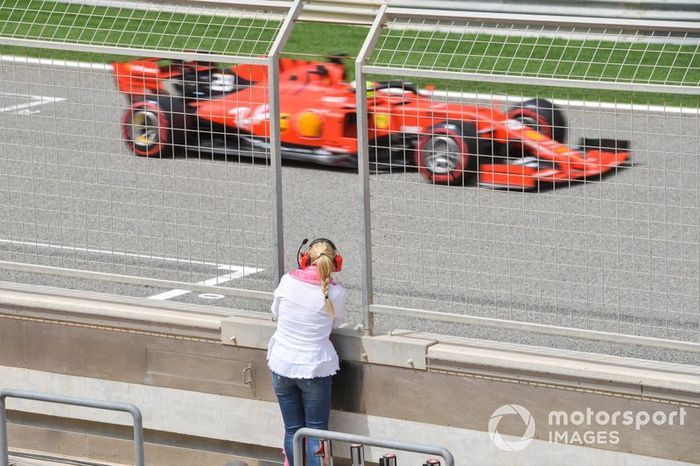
xmin=0 ymin=397 xmax=7 ymax=466
xmin=355 ymin=4 xmax=387 ymax=335
xmin=268 ymin=0 xmax=303 ymax=283
xmin=131 ymin=405 xmax=145 ymax=466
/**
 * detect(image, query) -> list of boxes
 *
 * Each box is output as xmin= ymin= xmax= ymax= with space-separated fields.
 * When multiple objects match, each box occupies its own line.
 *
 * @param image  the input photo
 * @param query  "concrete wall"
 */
xmin=0 ymin=283 xmax=699 ymax=465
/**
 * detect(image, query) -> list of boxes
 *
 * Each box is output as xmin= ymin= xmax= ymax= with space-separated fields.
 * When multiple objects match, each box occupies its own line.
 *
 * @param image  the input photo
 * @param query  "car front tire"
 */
xmin=415 ymin=121 xmax=479 ymax=185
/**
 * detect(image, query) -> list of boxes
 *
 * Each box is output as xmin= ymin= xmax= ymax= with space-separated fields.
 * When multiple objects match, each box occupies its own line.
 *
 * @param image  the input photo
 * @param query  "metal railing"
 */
xmin=0 ymin=389 xmax=145 ymax=466
xmin=267 ymin=1 xmax=700 ymax=24
xmin=292 ymin=428 xmax=455 ymax=466
xmin=49 ymin=0 xmax=700 ymax=25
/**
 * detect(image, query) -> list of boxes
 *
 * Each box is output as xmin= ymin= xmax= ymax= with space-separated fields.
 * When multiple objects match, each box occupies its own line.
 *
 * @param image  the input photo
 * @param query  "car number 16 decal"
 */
xmin=228 ymin=104 xmax=270 ymax=130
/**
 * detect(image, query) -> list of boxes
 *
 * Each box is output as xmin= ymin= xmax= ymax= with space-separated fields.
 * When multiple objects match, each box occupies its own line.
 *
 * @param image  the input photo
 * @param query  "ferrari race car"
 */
xmin=114 ymin=56 xmax=631 ymax=189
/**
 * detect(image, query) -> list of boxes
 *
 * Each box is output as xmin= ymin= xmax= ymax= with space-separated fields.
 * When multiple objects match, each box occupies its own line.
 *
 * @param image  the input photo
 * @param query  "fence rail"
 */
xmin=50 ymin=0 xmax=700 ymax=25
xmin=300 ymin=1 xmax=700 ymax=24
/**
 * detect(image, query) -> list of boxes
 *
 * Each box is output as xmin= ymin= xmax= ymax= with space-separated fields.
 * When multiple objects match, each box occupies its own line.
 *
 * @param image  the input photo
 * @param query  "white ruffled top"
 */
xmin=267 ymin=268 xmax=346 ymax=379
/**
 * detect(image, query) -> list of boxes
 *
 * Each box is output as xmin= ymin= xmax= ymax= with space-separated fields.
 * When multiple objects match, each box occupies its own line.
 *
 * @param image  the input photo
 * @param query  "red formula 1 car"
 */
xmin=114 ymin=56 xmax=630 ymax=189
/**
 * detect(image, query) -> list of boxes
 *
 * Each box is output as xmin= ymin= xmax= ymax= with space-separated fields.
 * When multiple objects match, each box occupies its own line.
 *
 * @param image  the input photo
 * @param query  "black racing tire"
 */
xmin=121 ymin=95 xmax=187 ymax=157
xmin=415 ymin=121 xmax=479 ymax=186
xmin=507 ymin=98 xmax=567 ymax=144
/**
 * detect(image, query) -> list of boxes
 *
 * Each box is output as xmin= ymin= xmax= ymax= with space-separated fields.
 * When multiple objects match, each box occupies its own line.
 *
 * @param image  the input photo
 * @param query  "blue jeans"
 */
xmin=271 ymin=372 xmax=332 ymax=466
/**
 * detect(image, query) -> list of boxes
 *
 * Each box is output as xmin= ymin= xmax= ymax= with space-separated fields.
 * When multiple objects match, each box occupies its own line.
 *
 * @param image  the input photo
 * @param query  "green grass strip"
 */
xmin=0 ymin=0 xmax=280 ymax=56
xmin=371 ymin=29 xmax=700 ymax=87
xmin=1 ymin=1 xmax=698 ymax=106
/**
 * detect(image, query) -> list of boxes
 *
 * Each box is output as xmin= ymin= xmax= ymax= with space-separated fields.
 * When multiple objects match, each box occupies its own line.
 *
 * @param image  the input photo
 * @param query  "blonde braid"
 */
xmin=321 ymin=272 xmax=334 ymax=317
xmin=309 ymin=241 xmax=336 ymax=317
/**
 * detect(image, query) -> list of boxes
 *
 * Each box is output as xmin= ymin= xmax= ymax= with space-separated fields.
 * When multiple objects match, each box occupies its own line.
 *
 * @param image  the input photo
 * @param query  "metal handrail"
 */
xmin=0 ymin=389 xmax=145 ymax=466
xmin=292 ymin=428 xmax=455 ymax=466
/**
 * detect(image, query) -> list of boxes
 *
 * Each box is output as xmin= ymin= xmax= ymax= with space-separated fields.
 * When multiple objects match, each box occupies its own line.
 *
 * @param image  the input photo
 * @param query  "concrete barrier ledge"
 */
xmin=0 ymin=281 xmax=231 ymax=340
xmin=219 ymin=318 xmax=700 ymax=398
xmin=221 ymin=316 xmax=438 ymax=370
xmin=415 ymin=332 xmax=700 ymax=402
xmin=0 ymin=281 xmax=698 ymax=400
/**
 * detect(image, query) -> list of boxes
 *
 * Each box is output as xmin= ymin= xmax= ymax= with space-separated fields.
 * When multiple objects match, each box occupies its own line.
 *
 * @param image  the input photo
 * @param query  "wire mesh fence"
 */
xmin=360 ymin=10 xmax=700 ymax=345
xmin=371 ymin=16 xmax=699 ymax=87
xmin=0 ymin=0 xmax=294 ymax=307
xmin=1 ymin=0 xmax=699 ymax=351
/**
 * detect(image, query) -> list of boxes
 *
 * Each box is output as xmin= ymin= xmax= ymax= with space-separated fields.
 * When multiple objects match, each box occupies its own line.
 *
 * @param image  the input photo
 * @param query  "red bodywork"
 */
xmin=113 ymin=57 xmax=631 ymax=189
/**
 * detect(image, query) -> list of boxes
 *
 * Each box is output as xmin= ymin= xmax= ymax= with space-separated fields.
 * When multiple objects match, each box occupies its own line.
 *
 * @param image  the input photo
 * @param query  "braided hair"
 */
xmin=308 ymin=240 xmax=337 ymax=317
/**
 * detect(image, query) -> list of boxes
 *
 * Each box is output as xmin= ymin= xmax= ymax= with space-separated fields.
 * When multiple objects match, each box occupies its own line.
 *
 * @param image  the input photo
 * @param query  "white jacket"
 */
xmin=267 ymin=269 xmax=346 ymax=378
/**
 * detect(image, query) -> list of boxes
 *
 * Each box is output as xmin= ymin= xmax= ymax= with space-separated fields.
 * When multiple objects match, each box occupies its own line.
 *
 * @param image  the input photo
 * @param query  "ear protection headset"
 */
xmin=297 ymin=238 xmax=343 ymax=272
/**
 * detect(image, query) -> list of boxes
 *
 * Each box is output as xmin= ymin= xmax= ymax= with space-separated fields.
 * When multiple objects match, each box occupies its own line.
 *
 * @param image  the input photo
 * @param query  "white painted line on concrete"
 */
xmin=0 ymin=93 xmax=66 ymax=113
xmin=147 ymin=267 xmax=261 ymax=300
xmin=0 ymin=237 xmax=261 ymax=273
xmin=0 ymin=237 xmax=264 ymax=300
xmin=199 ymin=293 xmax=225 ymax=300
xmin=0 ymin=55 xmax=112 ymax=71
xmin=147 ymin=288 xmax=193 ymax=301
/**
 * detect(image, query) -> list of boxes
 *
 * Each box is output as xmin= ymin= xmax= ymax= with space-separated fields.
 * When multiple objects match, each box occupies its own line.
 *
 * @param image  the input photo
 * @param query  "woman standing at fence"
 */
xmin=267 ymin=238 xmax=347 ymax=466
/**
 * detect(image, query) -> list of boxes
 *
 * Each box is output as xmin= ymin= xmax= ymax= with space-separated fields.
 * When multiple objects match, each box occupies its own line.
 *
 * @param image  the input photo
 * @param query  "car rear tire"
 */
xmin=415 ymin=121 xmax=479 ymax=185
xmin=122 ymin=97 xmax=186 ymax=157
xmin=507 ymin=98 xmax=567 ymax=143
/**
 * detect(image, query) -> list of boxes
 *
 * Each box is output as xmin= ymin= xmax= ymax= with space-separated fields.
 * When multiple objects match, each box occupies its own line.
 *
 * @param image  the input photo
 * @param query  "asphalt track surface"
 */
xmin=1 ymin=62 xmax=699 ymax=365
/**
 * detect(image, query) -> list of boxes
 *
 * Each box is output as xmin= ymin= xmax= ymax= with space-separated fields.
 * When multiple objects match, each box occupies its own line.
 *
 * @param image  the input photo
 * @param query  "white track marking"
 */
xmin=147 ymin=267 xmax=261 ymax=300
xmin=147 ymin=289 xmax=193 ymax=301
xmin=0 ymin=93 xmax=66 ymax=114
xmin=0 ymin=55 xmax=112 ymax=71
xmin=0 ymin=238 xmax=262 ymax=274
xmin=0 ymin=237 xmax=263 ymax=301
xmin=198 ymin=293 xmax=225 ymax=300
